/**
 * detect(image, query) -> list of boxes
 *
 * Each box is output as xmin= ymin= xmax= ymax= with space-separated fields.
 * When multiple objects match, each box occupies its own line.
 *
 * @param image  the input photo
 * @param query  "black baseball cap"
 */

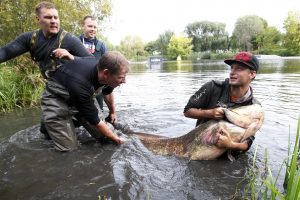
xmin=224 ymin=52 xmax=259 ymax=72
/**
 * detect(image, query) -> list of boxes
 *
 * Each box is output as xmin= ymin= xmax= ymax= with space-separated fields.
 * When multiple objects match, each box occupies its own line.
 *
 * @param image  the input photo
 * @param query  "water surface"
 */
xmin=0 ymin=58 xmax=300 ymax=199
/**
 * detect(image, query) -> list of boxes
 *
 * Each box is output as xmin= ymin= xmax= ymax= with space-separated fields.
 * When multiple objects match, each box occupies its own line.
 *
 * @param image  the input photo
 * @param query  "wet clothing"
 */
xmin=184 ymin=78 xmax=260 ymax=127
xmin=184 ymin=78 xmax=259 ymax=155
xmin=41 ymin=58 xmax=114 ymax=151
xmin=0 ymin=29 xmax=91 ymax=78
xmin=79 ymin=35 xmax=108 ymax=110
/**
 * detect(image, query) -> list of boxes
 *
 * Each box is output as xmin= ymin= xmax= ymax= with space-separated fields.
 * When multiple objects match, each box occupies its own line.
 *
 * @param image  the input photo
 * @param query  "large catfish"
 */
xmin=114 ymin=104 xmax=264 ymax=160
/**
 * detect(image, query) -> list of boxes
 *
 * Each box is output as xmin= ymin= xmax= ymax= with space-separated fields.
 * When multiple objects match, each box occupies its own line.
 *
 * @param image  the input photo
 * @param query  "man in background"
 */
xmin=79 ymin=16 xmax=108 ymax=111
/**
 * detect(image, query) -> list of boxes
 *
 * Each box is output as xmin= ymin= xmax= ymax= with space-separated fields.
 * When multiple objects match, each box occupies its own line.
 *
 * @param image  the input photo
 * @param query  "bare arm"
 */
xmin=184 ymin=107 xmax=225 ymax=120
xmin=96 ymin=121 xmax=124 ymax=144
xmin=103 ymin=93 xmax=116 ymax=123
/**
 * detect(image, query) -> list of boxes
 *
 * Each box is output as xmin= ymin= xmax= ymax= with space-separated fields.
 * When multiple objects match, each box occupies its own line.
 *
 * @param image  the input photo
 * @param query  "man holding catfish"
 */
xmin=184 ymin=52 xmax=264 ymax=159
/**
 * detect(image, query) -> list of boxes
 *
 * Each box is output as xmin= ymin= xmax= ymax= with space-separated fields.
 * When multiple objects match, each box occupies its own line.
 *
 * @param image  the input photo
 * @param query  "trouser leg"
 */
xmin=40 ymin=121 xmax=51 ymax=140
xmin=41 ymin=88 xmax=78 ymax=151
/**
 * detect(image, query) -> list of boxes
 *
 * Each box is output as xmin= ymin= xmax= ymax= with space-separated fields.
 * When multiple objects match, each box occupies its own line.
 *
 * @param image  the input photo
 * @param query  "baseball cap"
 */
xmin=224 ymin=52 xmax=259 ymax=72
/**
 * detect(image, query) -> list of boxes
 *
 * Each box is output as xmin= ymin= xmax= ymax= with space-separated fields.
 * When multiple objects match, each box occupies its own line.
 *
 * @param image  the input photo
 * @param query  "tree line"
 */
xmin=118 ymin=12 xmax=300 ymax=60
xmin=0 ymin=0 xmax=300 ymax=61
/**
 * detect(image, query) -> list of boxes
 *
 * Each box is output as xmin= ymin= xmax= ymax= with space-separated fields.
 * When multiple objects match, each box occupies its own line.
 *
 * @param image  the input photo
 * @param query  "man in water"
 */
xmin=42 ymin=51 xmax=128 ymax=151
xmin=0 ymin=1 xmax=92 ymax=137
xmin=79 ymin=15 xmax=108 ymax=111
xmin=184 ymin=52 xmax=260 ymax=154
xmin=0 ymin=1 xmax=91 ymax=78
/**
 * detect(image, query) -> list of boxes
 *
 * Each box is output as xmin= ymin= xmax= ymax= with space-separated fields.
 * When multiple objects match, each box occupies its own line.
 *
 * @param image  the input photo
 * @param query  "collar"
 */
xmin=231 ymin=87 xmax=252 ymax=103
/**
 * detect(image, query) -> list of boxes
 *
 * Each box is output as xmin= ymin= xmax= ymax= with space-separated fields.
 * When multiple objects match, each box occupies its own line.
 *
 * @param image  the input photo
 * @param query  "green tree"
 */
xmin=167 ymin=35 xmax=193 ymax=60
xmin=283 ymin=10 xmax=300 ymax=55
xmin=256 ymin=26 xmax=282 ymax=54
xmin=156 ymin=30 xmax=175 ymax=56
xmin=118 ymin=35 xmax=146 ymax=60
xmin=232 ymin=15 xmax=266 ymax=51
xmin=144 ymin=40 xmax=158 ymax=55
xmin=185 ymin=21 xmax=229 ymax=52
xmin=0 ymin=0 xmax=112 ymax=46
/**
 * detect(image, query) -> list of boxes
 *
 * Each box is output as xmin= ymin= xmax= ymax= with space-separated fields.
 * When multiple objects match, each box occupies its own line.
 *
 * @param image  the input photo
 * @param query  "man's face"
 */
xmin=229 ymin=63 xmax=256 ymax=87
xmin=37 ymin=8 xmax=60 ymax=37
xmin=103 ymin=67 xmax=128 ymax=88
xmin=83 ymin=18 xmax=98 ymax=39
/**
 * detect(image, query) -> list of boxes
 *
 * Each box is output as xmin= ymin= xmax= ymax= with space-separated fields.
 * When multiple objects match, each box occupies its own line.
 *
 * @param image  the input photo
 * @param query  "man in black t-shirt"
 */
xmin=0 ymin=1 xmax=91 ymax=78
xmin=0 ymin=2 xmax=91 ymax=138
xmin=42 ymin=51 xmax=129 ymax=151
xmin=184 ymin=52 xmax=260 ymax=154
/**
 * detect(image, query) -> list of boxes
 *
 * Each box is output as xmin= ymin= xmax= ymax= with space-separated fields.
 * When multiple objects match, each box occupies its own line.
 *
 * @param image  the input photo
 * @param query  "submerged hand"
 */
xmin=105 ymin=113 xmax=116 ymax=124
xmin=114 ymin=136 xmax=125 ymax=145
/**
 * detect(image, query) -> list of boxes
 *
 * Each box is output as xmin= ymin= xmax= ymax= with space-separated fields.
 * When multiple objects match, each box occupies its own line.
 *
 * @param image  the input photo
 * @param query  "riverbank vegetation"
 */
xmin=118 ymin=11 xmax=300 ymax=61
xmin=0 ymin=57 xmax=44 ymax=112
xmin=234 ymin=118 xmax=300 ymax=200
xmin=1 ymin=1 xmax=300 ymax=110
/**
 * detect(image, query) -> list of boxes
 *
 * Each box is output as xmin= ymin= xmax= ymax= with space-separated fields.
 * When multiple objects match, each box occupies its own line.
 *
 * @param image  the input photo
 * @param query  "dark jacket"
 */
xmin=78 ymin=35 xmax=107 ymax=60
xmin=0 ymin=29 xmax=91 ymax=78
xmin=51 ymin=58 xmax=113 ymax=125
xmin=184 ymin=78 xmax=260 ymax=126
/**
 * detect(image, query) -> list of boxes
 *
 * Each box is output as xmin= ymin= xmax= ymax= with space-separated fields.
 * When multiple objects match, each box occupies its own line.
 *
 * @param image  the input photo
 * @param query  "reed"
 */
xmin=234 ymin=118 xmax=300 ymax=199
xmin=0 ymin=63 xmax=44 ymax=112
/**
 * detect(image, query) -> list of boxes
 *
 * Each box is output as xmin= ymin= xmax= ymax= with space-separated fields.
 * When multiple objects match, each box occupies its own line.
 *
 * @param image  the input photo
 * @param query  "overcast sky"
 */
xmin=104 ymin=0 xmax=300 ymax=45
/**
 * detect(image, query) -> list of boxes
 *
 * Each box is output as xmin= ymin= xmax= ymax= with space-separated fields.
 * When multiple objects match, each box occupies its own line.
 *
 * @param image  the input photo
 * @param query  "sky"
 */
xmin=104 ymin=0 xmax=300 ymax=45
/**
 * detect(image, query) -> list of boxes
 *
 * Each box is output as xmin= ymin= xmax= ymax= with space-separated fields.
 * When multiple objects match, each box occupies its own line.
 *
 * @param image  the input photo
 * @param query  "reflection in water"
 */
xmin=0 ymin=58 xmax=300 ymax=199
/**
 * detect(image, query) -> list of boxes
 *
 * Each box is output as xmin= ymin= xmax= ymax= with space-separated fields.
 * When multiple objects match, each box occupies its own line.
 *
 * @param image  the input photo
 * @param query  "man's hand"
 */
xmin=115 ymin=137 xmax=125 ymax=145
xmin=53 ymin=48 xmax=74 ymax=60
xmin=216 ymin=127 xmax=233 ymax=148
xmin=211 ymin=107 xmax=225 ymax=120
xmin=216 ymin=127 xmax=249 ymax=151
xmin=105 ymin=112 xmax=116 ymax=124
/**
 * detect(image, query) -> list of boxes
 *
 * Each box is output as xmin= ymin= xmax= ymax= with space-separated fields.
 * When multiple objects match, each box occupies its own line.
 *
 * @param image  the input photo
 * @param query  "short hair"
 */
xmin=97 ymin=51 xmax=129 ymax=75
xmin=83 ymin=16 xmax=96 ymax=24
xmin=35 ymin=1 xmax=57 ymax=16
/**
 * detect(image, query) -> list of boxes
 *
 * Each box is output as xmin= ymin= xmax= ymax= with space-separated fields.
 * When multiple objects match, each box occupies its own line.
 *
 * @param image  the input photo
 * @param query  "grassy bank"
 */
xmin=0 ymin=60 xmax=44 ymax=112
xmin=234 ymin=118 xmax=300 ymax=199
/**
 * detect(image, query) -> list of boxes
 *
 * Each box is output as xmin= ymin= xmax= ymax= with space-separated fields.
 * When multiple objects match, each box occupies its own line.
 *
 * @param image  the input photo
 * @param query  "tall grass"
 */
xmin=0 ymin=58 xmax=44 ymax=112
xmin=234 ymin=118 xmax=300 ymax=199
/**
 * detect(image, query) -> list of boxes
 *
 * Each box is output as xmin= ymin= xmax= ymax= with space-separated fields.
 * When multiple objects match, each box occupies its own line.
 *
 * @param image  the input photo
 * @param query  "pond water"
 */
xmin=0 ymin=58 xmax=300 ymax=199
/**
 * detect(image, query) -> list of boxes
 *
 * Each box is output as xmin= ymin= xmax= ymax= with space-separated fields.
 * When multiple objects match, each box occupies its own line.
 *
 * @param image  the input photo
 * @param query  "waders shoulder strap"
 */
xmin=30 ymin=30 xmax=39 ymax=61
xmin=58 ymin=30 xmax=67 ymax=48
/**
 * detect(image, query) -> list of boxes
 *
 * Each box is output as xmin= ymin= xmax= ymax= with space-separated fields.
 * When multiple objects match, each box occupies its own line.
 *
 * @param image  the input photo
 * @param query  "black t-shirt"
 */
xmin=52 ymin=58 xmax=113 ymax=125
xmin=184 ymin=78 xmax=259 ymax=126
xmin=184 ymin=78 xmax=260 ymax=155
xmin=0 ymin=29 xmax=91 ymax=77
